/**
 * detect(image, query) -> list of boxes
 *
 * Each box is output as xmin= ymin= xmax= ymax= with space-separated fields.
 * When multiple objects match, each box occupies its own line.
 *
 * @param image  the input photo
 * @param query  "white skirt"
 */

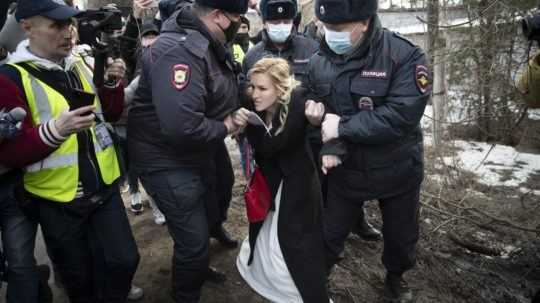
xmin=236 ymin=181 xmax=303 ymax=303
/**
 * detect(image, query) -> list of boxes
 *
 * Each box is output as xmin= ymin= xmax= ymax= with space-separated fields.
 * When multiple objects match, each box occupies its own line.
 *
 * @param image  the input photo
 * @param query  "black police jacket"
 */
xmin=242 ymin=30 xmax=319 ymax=84
xmin=128 ymin=6 xmax=239 ymax=171
xmin=307 ymin=16 xmax=431 ymax=199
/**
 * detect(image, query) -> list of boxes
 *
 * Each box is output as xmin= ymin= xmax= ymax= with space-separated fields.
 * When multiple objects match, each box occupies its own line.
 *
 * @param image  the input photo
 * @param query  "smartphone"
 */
xmin=69 ymin=89 xmax=95 ymax=114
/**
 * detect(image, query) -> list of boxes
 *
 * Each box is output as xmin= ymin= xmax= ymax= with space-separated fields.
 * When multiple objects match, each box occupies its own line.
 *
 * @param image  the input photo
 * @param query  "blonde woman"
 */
xmin=234 ymin=58 xmax=330 ymax=303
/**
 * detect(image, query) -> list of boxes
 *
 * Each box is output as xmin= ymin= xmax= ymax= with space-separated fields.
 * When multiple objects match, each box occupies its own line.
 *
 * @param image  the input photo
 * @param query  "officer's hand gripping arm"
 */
xmin=338 ymin=50 xmax=430 ymax=145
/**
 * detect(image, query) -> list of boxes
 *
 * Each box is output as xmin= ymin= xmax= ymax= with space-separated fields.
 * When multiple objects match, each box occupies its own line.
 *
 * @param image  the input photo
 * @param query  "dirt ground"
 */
xmin=15 ymin=139 xmax=540 ymax=303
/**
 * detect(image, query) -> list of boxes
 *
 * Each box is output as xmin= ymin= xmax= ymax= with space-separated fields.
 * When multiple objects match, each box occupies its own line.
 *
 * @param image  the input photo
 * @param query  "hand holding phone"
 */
xmin=55 ymin=106 xmax=96 ymax=137
xmin=69 ymin=89 xmax=95 ymax=112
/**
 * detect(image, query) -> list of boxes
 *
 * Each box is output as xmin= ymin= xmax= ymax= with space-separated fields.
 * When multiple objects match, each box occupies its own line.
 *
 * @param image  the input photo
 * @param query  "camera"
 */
xmin=522 ymin=13 xmax=540 ymax=41
xmin=77 ymin=6 xmax=123 ymax=48
xmin=76 ymin=6 xmax=123 ymax=87
xmin=0 ymin=107 xmax=25 ymax=142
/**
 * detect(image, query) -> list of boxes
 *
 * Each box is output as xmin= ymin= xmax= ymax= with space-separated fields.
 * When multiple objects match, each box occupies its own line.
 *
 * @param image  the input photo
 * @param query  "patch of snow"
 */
xmin=379 ymin=0 xmax=462 ymax=10
xmin=443 ymin=141 xmax=540 ymax=189
xmin=529 ymin=108 xmax=540 ymax=121
xmin=421 ymin=105 xmax=433 ymax=130
xmin=519 ymin=187 xmax=540 ymax=196
xmin=389 ymin=18 xmax=471 ymax=35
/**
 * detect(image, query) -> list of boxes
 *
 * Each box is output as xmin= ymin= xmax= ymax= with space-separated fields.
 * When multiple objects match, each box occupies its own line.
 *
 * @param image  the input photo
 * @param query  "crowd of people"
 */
xmin=0 ymin=0 xmax=433 ymax=302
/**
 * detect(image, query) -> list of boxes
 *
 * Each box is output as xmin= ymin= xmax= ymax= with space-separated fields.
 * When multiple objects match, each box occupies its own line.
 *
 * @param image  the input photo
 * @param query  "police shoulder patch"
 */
xmin=171 ymin=64 xmax=190 ymax=91
xmin=415 ymin=64 xmax=430 ymax=94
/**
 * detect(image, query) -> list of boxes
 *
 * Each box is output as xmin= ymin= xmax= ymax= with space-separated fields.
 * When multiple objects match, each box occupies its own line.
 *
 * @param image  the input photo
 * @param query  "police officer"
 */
xmin=242 ymin=0 xmax=318 ymax=84
xmin=127 ymin=0 xmax=247 ymax=301
xmin=305 ymin=0 xmax=431 ymax=302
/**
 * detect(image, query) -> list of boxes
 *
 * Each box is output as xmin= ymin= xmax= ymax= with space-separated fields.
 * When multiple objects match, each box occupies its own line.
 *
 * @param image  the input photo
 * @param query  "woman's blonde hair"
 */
xmin=248 ymin=57 xmax=301 ymax=135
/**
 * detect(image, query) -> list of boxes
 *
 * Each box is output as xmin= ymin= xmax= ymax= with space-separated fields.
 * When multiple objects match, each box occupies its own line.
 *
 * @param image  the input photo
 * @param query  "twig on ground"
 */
xmin=346 ymin=287 xmax=359 ymax=303
xmin=431 ymin=218 xmax=458 ymax=234
xmin=421 ymin=192 xmax=540 ymax=233
xmin=448 ymin=232 xmax=502 ymax=256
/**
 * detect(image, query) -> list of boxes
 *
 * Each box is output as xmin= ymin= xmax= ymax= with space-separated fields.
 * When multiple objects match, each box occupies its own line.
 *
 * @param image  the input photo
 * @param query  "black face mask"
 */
xmin=234 ymin=33 xmax=249 ymax=44
xmin=220 ymin=12 xmax=241 ymax=44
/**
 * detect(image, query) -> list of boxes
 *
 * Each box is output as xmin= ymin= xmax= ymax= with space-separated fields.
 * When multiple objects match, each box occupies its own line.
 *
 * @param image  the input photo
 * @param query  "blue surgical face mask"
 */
xmin=324 ymin=26 xmax=354 ymax=55
xmin=266 ymin=22 xmax=293 ymax=43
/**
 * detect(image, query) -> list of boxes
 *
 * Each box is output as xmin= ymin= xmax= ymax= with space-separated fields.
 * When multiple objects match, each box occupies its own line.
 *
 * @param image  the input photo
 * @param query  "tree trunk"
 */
xmin=476 ymin=0 xmax=496 ymax=141
xmin=427 ymin=0 xmax=447 ymax=150
xmin=432 ymin=39 xmax=447 ymax=149
xmin=426 ymin=0 xmax=439 ymax=55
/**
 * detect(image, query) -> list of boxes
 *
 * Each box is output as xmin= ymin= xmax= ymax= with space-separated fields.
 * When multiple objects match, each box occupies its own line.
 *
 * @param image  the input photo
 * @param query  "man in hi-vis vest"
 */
xmin=0 ymin=0 xmax=140 ymax=302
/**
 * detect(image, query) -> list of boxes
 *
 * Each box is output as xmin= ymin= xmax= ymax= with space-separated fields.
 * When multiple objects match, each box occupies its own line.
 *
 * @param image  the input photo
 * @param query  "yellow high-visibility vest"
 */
xmin=10 ymin=61 xmax=121 ymax=202
xmin=233 ymin=44 xmax=246 ymax=64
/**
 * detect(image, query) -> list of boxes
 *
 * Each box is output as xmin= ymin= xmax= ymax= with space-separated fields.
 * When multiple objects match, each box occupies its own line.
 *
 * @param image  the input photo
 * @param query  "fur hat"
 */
xmin=315 ymin=0 xmax=377 ymax=24
xmin=196 ymin=0 xmax=249 ymax=14
xmin=260 ymin=0 xmax=297 ymax=21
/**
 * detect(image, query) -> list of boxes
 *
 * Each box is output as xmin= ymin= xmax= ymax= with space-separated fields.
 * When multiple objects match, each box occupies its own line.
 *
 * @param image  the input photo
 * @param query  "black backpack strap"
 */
xmin=16 ymin=62 xmax=74 ymax=98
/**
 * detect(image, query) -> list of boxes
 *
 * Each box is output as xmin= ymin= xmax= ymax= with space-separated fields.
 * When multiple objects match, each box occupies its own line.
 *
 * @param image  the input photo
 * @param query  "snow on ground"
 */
xmin=529 ymin=108 xmax=540 ymax=121
xmin=378 ymin=0 xmax=462 ymax=10
xmin=421 ymin=105 xmax=433 ymax=130
xmin=443 ymin=140 xmax=540 ymax=193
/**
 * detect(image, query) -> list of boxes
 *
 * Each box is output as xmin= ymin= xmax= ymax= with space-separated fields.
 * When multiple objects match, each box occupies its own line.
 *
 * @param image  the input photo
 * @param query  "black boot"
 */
xmin=205 ymin=266 xmax=227 ymax=284
xmin=533 ymin=289 xmax=540 ymax=303
xmin=210 ymin=225 xmax=238 ymax=249
xmin=383 ymin=273 xmax=413 ymax=303
xmin=352 ymin=210 xmax=382 ymax=241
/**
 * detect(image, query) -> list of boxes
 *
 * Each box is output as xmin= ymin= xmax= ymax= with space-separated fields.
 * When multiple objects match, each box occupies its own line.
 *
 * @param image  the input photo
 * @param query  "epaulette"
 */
xmin=391 ymin=31 xmax=417 ymax=48
xmin=183 ymin=31 xmax=209 ymax=60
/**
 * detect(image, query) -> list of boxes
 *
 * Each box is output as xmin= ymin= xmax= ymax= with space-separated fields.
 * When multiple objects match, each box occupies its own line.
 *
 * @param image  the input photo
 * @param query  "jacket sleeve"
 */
xmin=120 ymin=14 xmax=142 ymax=81
xmin=0 ymin=74 xmax=59 ymax=168
xmin=149 ymin=46 xmax=227 ymax=149
xmin=338 ymin=48 xmax=430 ymax=145
xmin=98 ymin=83 xmax=125 ymax=122
xmin=320 ymin=139 xmax=348 ymax=159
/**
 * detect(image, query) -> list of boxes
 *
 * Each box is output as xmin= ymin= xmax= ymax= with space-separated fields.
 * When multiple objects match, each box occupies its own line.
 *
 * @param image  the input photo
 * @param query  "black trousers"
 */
xmin=204 ymin=142 xmax=234 ymax=232
xmin=116 ymin=127 xmax=140 ymax=195
xmin=36 ymin=186 xmax=139 ymax=303
xmin=140 ymin=168 xmax=209 ymax=303
xmin=324 ymin=182 xmax=421 ymax=275
xmin=0 ymin=171 xmax=39 ymax=303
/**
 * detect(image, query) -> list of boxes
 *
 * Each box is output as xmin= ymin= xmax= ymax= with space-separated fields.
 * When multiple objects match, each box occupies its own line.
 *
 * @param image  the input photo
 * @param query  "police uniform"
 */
xmin=242 ymin=0 xmax=318 ymax=84
xmin=308 ymin=0 xmax=431 ymax=301
xmin=127 ymin=1 xmax=247 ymax=301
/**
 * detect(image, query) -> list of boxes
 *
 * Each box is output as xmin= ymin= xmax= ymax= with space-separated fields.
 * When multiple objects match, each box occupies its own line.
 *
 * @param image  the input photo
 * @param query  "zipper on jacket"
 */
xmin=85 ymin=130 xmax=101 ymax=194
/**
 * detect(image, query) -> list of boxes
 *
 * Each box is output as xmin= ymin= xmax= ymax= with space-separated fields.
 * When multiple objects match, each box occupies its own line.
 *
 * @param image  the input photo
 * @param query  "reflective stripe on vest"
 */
xmin=29 ymin=77 xmax=53 ymax=123
xmin=25 ymin=153 xmax=78 ymax=173
xmin=9 ymin=61 xmax=121 ymax=202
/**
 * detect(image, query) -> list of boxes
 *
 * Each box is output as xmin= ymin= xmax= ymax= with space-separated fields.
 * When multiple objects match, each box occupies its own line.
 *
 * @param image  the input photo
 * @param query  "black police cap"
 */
xmin=315 ymin=0 xmax=378 ymax=24
xmin=260 ymin=0 xmax=297 ymax=21
xmin=141 ymin=22 xmax=159 ymax=37
xmin=195 ymin=0 xmax=249 ymax=14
